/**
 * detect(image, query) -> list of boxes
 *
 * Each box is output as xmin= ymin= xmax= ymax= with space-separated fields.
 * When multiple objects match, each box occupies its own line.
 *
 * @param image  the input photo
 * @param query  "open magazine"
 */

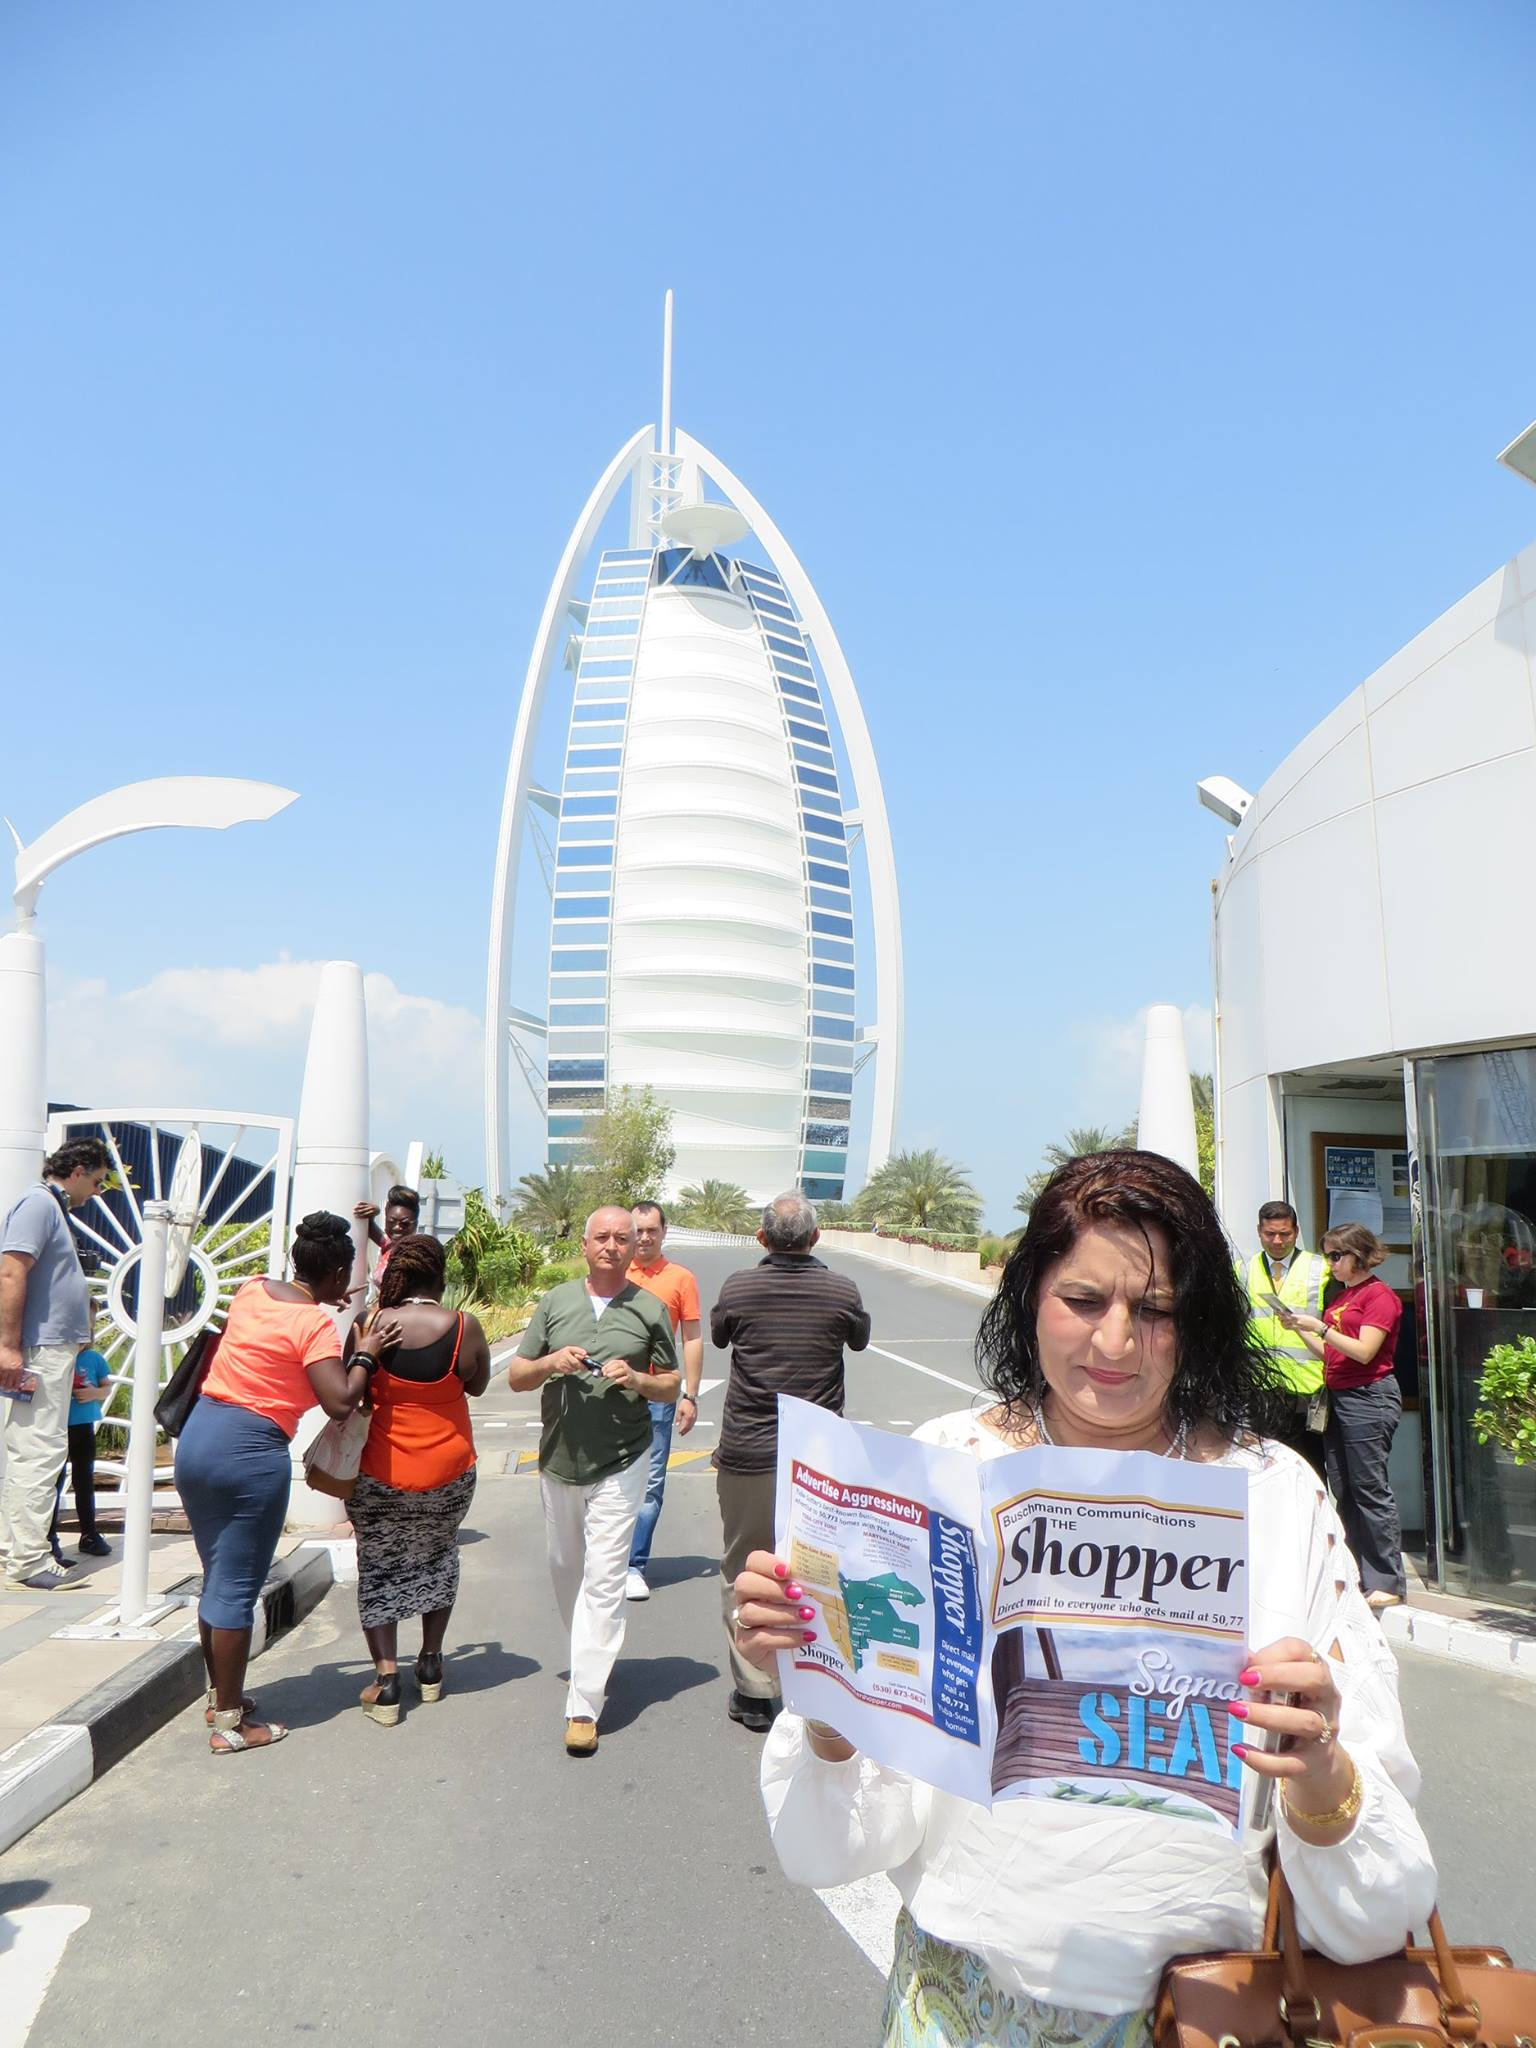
xmin=773 ymin=1396 xmax=1250 ymax=1835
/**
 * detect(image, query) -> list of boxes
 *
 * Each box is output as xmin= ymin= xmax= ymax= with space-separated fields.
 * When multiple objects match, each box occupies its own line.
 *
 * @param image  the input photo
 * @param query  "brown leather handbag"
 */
xmin=1154 ymin=1864 xmax=1535 ymax=2047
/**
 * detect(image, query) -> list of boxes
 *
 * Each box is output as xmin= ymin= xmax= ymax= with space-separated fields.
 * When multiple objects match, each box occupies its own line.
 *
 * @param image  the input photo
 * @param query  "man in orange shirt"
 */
xmin=624 ymin=1202 xmax=703 ymax=1601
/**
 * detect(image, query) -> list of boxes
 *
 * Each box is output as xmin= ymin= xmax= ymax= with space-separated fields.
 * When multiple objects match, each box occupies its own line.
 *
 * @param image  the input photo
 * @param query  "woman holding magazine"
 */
xmin=734 ymin=1151 xmax=1435 ymax=2046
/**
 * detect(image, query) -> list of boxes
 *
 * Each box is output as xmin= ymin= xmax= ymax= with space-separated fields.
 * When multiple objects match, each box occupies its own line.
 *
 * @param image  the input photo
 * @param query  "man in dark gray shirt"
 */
xmin=712 ymin=1191 xmax=869 ymax=1732
xmin=1 ymin=1137 xmax=110 ymax=1591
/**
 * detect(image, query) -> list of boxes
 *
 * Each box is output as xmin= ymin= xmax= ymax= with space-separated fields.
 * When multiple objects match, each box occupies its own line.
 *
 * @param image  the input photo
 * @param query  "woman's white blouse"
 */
xmin=760 ymin=1410 xmax=1437 ymax=2017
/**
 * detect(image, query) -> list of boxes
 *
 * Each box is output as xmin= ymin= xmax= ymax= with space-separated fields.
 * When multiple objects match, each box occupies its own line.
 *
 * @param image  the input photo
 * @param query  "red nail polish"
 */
xmin=798 ymin=1605 xmax=815 ymax=1621
xmin=773 ymin=1562 xmax=790 ymax=1579
xmin=1230 ymin=1702 xmax=1249 ymax=1721
xmin=1232 ymin=1743 xmax=1249 ymax=1759
xmin=802 ymin=1630 xmax=816 ymax=1643
xmin=1239 ymin=1667 xmax=1261 ymax=1686
xmin=784 ymin=1583 xmax=804 ymax=1600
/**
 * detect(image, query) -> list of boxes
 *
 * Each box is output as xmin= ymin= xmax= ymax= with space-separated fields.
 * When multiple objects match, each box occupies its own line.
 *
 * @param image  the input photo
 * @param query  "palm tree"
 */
xmin=674 ymin=1179 xmax=757 ymax=1233
xmin=512 ymin=1162 xmax=588 ymax=1243
xmin=854 ymin=1149 xmax=983 ymax=1233
xmin=1015 ymin=1124 xmax=1131 ymax=1219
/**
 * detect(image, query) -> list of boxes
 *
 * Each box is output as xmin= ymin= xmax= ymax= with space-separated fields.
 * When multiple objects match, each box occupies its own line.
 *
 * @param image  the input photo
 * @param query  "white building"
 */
xmin=484 ymin=300 xmax=902 ymax=1210
xmin=1210 ymin=529 xmax=1536 ymax=1611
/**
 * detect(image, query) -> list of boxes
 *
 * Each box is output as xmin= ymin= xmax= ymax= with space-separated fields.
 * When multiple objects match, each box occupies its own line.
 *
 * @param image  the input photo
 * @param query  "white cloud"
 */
xmin=46 ymin=957 xmax=487 ymax=1182
xmin=1084 ymin=1002 xmax=1214 ymax=1096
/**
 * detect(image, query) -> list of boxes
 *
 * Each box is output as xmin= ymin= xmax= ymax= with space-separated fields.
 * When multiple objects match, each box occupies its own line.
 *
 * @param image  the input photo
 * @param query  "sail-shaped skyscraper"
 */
xmin=484 ymin=299 xmax=901 ymax=1209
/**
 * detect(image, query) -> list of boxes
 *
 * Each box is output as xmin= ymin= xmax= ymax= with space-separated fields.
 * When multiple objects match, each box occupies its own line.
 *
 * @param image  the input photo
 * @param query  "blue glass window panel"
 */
xmin=572 ymin=701 xmax=628 ymax=725
xmin=775 ymin=665 xmax=817 ymax=691
xmin=550 ymin=1003 xmax=606 ymax=1027
xmin=800 ymin=794 xmax=842 ymax=823
xmin=804 ymin=815 xmax=846 ymax=842
xmin=811 ymin=985 xmax=856 ymax=1015
xmin=777 ymin=678 xmax=821 ymax=705
xmin=801 ymin=1148 xmax=849 ymax=1173
xmin=564 ymin=771 xmax=620 ymax=792
xmin=808 ymin=862 xmax=850 ymax=889
xmin=808 ymin=1095 xmax=851 ymax=1119
xmin=813 ymin=939 xmax=855 ymax=966
xmin=576 ymin=678 xmax=630 ymax=696
xmin=796 ymin=765 xmax=838 ymax=795
xmin=812 ymin=963 xmax=856 ymax=991
xmin=805 ymin=1122 xmax=851 ymax=1148
xmin=578 ymin=659 xmax=634 ymax=677
xmin=587 ymin=618 xmax=640 ymax=636
xmin=811 ymin=911 xmax=854 ymax=939
xmin=568 ymin=745 xmax=624 ymax=765
xmin=811 ymin=1013 xmax=856 ymax=1041
xmin=794 ymin=743 xmax=835 ymax=770
xmin=809 ymin=886 xmax=851 ymax=913
xmin=555 ymin=846 xmax=613 ymax=871
xmin=553 ymin=921 xmax=609 ymax=945
xmin=547 ymin=974 xmax=607 ymax=998
xmin=562 ymin=795 xmax=618 ymax=817
xmin=602 ymin=550 xmax=653 ymax=565
xmin=811 ymin=1041 xmax=855 ymax=1070
xmin=787 ymin=717 xmax=828 ymax=744
xmin=548 ymin=1031 xmax=606 ymax=1056
xmin=766 ymin=631 xmax=808 ymax=658
xmin=552 ymin=896 xmax=611 ymax=918
xmin=557 ymin=831 xmax=615 ymax=853
xmin=588 ymin=594 xmax=643 ymax=611
xmin=801 ymin=1176 xmax=845 ymax=1202
xmin=593 ymin=584 xmax=647 ymax=603
xmin=550 ymin=949 xmax=608 ymax=973
xmin=547 ymin=1142 xmax=590 ymax=1164
xmin=752 ymin=594 xmax=795 ymax=621
xmin=654 ymin=547 xmax=730 ymax=590
xmin=548 ymin=1114 xmax=598 ymax=1138
xmin=809 ymin=1068 xmax=853 ymax=1096
xmin=549 ymin=1058 xmax=605 ymax=1082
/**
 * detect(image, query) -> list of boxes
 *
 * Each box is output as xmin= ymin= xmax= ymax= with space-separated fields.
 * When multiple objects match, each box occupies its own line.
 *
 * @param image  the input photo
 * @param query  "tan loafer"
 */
xmin=564 ymin=1716 xmax=598 ymax=1756
xmin=1365 ymin=1590 xmax=1402 ymax=1613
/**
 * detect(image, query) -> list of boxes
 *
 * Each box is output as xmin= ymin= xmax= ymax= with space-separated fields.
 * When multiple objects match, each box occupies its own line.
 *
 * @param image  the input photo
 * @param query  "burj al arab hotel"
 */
xmin=484 ymin=298 xmax=902 ymax=1210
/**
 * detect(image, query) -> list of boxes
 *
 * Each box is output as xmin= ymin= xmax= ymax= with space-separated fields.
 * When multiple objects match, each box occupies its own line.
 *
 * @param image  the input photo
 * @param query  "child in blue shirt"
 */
xmin=49 ymin=1342 xmax=113 ymax=1560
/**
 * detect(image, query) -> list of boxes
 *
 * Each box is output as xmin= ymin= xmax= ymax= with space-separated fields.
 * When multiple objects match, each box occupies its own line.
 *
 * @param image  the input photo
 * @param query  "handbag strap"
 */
xmin=1270 ymin=1862 xmax=1479 ymax=2042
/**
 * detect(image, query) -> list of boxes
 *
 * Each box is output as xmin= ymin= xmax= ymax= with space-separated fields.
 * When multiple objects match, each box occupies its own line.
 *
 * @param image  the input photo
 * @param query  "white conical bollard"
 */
xmin=1137 ymin=1005 xmax=1199 ymax=1179
xmin=288 ymin=961 xmax=372 ymax=1531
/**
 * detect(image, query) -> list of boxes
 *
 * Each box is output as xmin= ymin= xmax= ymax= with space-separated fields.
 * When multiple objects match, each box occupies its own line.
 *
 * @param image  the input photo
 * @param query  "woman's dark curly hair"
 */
xmin=290 ymin=1211 xmax=355 ymax=1288
xmin=377 ymin=1232 xmax=446 ymax=1308
xmin=976 ymin=1150 xmax=1288 ymax=1443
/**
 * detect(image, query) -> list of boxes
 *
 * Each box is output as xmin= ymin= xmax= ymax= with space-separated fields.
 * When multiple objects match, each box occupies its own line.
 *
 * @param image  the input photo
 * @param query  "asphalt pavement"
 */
xmin=1 ymin=1245 xmax=1531 ymax=2042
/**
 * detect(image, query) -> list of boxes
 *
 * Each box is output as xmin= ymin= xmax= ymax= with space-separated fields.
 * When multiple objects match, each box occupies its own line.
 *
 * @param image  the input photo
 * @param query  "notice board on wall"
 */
xmin=1310 ymin=1131 xmax=1411 ymax=1250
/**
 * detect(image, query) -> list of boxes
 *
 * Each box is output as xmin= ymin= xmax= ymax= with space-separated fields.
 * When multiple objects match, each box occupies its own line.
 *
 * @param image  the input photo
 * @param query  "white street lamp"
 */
xmin=1 ymin=776 xmax=298 ymax=1217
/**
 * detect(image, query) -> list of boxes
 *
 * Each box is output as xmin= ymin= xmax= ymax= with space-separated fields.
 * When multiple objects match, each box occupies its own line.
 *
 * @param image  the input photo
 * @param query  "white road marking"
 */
xmin=865 ymin=1342 xmax=981 ymax=1397
xmin=696 ymin=1376 xmax=724 ymax=1398
xmin=0 ymin=1904 xmax=91 ymax=2048
xmin=815 ymin=1873 xmax=900 ymax=1975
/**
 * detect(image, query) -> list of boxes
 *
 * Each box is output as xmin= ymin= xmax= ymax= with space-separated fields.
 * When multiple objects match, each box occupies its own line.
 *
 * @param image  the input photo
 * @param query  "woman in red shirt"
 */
xmin=1280 ymin=1222 xmax=1406 ymax=1611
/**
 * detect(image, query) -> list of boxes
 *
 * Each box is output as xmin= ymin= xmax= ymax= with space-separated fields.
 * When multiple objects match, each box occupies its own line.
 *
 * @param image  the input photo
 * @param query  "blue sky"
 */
xmin=4 ymin=2 xmax=1534 ymax=1226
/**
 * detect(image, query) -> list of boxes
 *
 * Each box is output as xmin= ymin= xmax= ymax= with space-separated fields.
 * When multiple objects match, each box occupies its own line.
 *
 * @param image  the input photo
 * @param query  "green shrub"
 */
xmin=476 ymin=1229 xmax=543 ymax=1302
xmin=534 ymin=1258 xmax=583 ymax=1290
xmin=1473 ymin=1336 xmax=1536 ymax=1466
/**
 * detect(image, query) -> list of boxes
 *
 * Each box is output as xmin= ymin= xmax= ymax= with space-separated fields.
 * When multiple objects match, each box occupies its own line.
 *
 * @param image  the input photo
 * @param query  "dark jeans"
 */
xmin=1275 ymin=1392 xmax=1328 ymax=1479
xmin=50 ymin=1422 xmax=100 ymax=1542
xmin=1324 ymin=1378 xmax=1406 ymax=1598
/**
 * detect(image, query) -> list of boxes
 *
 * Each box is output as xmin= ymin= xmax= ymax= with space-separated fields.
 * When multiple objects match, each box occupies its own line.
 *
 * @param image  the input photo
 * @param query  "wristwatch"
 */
xmin=679 ymin=1390 xmax=697 ymax=1404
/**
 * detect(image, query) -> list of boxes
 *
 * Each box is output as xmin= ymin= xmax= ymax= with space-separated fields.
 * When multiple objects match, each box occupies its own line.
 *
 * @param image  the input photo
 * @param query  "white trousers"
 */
xmin=1 ymin=1343 xmax=75 ymax=1580
xmin=540 ymin=1452 xmax=648 ymax=1723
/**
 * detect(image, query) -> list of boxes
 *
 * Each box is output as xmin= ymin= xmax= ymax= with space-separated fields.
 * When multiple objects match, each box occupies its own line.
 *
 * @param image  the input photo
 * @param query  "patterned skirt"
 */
xmin=880 ymin=1908 xmax=1151 ymax=2048
xmin=350 ymin=1467 xmax=477 ymax=1628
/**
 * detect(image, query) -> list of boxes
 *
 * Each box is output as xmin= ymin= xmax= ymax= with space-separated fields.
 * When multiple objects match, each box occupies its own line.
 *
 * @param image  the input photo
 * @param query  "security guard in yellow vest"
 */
xmin=1245 ymin=1200 xmax=1331 ymax=1475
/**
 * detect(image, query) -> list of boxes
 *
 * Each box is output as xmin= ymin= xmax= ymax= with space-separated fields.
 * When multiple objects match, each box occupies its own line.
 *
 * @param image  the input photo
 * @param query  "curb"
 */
xmin=0 ymin=1540 xmax=336 ymax=1857
xmin=824 ymin=1240 xmax=997 ymax=1299
xmin=1381 ymin=1599 xmax=1536 ymax=1682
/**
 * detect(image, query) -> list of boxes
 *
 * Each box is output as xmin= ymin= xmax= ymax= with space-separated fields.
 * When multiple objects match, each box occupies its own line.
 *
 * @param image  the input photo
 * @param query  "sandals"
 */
xmin=360 ymin=1672 xmax=402 ymax=1727
xmin=208 ymin=1706 xmax=288 ymax=1755
xmin=415 ymin=1652 xmax=444 ymax=1704
xmin=205 ymin=1685 xmax=257 ymax=1728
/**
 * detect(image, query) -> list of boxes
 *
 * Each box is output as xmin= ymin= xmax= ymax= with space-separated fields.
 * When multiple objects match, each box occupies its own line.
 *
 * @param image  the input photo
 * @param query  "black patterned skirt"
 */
xmin=350 ymin=1466 xmax=477 ymax=1627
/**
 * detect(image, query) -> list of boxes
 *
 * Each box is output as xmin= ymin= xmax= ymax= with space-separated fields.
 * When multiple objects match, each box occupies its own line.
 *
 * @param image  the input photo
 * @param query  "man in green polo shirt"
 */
xmin=510 ymin=1204 xmax=679 ymax=1755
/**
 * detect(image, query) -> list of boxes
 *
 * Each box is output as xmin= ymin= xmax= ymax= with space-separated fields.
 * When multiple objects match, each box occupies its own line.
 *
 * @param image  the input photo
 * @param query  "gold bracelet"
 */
xmin=1282 ymin=1761 xmax=1363 ymax=1829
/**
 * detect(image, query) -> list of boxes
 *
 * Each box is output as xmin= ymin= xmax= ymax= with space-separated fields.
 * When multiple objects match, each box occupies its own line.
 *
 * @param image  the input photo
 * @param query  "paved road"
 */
xmin=2 ymin=1245 xmax=1531 ymax=2041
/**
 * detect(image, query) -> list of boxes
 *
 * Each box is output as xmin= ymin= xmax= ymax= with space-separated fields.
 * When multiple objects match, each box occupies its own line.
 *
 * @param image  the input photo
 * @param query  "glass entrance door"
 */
xmin=1411 ymin=1047 xmax=1536 ymax=1609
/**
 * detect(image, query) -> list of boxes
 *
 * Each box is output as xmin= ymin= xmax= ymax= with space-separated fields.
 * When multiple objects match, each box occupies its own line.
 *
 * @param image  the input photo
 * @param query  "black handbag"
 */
xmin=153 ymin=1325 xmax=219 ymax=1437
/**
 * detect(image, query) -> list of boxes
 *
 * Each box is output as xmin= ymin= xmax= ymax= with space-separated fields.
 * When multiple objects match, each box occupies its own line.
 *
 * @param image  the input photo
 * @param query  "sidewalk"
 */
xmin=1382 ymin=1553 xmax=1536 ymax=1680
xmin=0 ymin=1521 xmax=339 ymax=1854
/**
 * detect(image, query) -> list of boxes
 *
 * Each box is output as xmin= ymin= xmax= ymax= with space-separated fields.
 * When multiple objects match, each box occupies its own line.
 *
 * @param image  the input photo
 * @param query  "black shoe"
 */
xmin=727 ymin=1690 xmax=779 ymax=1734
xmin=414 ymin=1652 xmax=444 ymax=1703
xmin=78 ymin=1533 xmax=111 ymax=1558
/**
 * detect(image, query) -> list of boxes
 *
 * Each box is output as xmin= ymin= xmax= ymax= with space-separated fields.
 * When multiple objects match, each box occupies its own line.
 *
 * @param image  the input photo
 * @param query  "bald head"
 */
xmin=583 ymin=1205 xmax=635 ymax=1288
xmin=759 ymin=1191 xmax=819 ymax=1254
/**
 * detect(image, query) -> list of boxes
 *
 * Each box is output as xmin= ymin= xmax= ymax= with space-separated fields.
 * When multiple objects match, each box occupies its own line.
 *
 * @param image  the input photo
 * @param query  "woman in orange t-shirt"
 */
xmin=346 ymin=1233 xmax=490 ymax=1726
xmin=176 ymin=1212 xmax=399 ymax=1755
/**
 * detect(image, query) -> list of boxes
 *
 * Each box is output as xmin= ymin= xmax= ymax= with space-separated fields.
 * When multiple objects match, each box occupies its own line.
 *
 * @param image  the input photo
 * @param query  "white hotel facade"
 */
xmin=485 ymin=305 xmax=902 ymax=1212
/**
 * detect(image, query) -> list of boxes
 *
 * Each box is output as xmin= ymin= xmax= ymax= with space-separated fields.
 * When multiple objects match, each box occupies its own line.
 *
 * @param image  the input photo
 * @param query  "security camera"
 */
xmin=1196 ymin=777 xmax=1254 ymax=828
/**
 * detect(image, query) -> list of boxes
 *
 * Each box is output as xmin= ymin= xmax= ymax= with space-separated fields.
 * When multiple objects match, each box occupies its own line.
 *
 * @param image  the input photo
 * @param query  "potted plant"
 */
xmin=1472 ymin=1336 xmax=1536 ymax=1466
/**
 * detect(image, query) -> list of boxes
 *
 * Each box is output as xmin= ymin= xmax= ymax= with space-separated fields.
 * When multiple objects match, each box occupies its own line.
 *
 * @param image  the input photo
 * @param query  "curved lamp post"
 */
xmin=2 ymin=776 xmax=296 ymax=1628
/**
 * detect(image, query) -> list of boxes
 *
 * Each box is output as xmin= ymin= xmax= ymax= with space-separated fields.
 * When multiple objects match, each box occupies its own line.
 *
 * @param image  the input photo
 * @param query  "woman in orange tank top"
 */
xmin=347 ymin=1234 xmax=491 ymax=1725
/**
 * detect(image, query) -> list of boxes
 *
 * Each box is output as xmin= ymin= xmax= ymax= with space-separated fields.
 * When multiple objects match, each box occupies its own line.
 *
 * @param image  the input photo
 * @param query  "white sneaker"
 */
xmin=625 ymin=1568 xmax=650 ymax=1602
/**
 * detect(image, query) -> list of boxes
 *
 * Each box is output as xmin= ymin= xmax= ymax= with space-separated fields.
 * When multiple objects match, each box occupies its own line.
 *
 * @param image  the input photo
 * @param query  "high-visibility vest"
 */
xmin=1244 ymin=1249 xmax=1330 ymax=1394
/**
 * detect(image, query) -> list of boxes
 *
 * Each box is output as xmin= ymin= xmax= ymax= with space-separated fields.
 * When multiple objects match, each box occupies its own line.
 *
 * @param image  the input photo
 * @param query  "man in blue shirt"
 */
xmin=0 ymin=1137 xmax=110 ymax=1590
